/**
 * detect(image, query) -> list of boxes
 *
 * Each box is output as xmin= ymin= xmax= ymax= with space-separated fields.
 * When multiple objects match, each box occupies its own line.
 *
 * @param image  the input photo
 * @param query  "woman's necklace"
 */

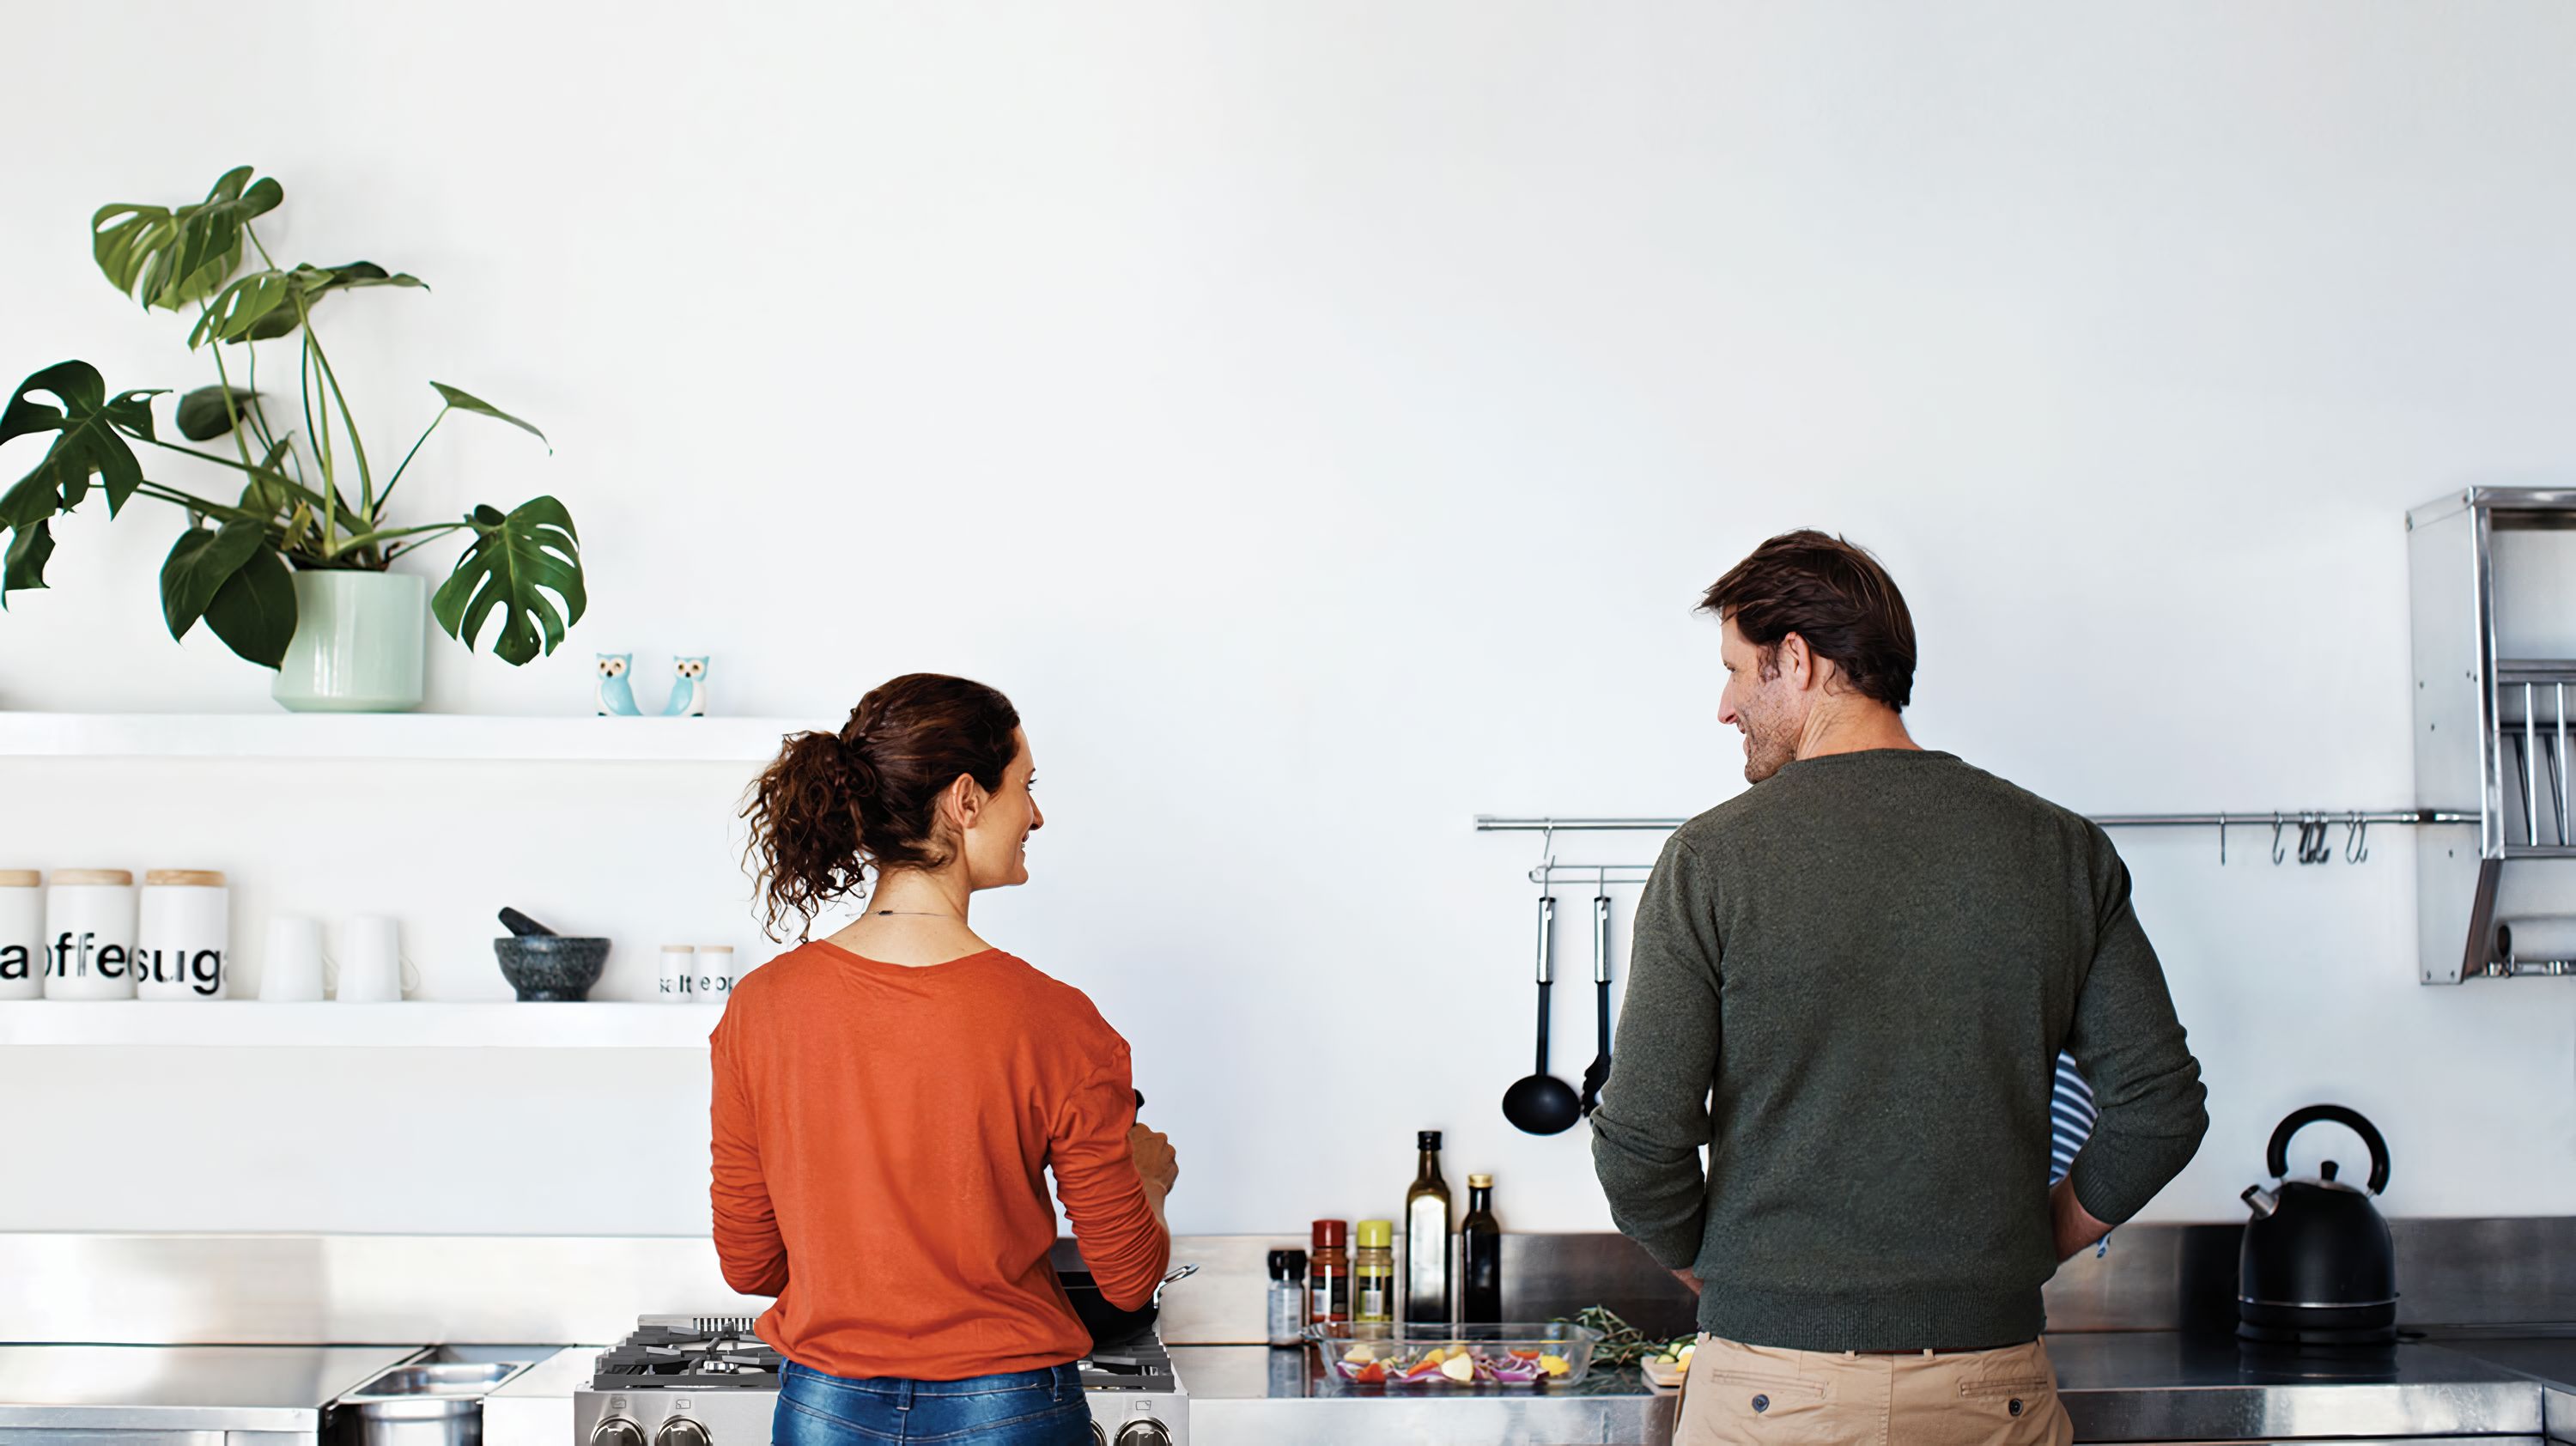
xmin=870 ymin=908 xmax=957 ymax=920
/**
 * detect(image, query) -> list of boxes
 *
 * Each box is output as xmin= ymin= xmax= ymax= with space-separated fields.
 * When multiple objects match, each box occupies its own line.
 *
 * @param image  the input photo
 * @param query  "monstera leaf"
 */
xmin=1 ymin=520 xmax=54 ymax=600
xmin=428 ymin=382 xmax=548 ymax=447
xmin=175 ymin=386 xmax=261 ymax=442
xmin=431 ymin=497 xmax=585 ymax=665
xmin=94 ymin=167 xmax=281 ymax=313
xmin=201 ymin=545 xmax=296 ymax=669
xmin=189 ymin=262 xmax=425 ymax=349
xmin=1 ymin=362 xmax=163 ymax=518
xmin=160 ymin=519 xmax=273 ymax=642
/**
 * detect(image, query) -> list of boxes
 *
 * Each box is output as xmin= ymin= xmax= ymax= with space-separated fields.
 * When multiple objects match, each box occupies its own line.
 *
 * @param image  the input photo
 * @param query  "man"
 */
xmin=1592 ymin=530 xmax=2206 ymax=1446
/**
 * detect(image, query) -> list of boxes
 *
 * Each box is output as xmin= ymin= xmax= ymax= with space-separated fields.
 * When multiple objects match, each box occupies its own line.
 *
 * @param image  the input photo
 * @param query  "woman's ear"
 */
xmin=944 ymin=772 xmax=988 ymax=835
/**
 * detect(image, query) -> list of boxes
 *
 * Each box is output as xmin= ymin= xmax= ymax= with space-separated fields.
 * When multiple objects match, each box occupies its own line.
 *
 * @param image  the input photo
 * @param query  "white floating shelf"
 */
xmin=0 ymin=713 xmax=831 ymax=762
xmin=0 ymin=1000 xmax=721 ymax=1048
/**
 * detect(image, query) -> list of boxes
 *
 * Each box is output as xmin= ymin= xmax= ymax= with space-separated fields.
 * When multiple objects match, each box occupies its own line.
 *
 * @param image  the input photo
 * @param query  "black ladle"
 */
xmin=1503 ymin=895 xmax=1583 ymax=1135
xmin=1578 ymin=890 xmax=1613 ymax=1115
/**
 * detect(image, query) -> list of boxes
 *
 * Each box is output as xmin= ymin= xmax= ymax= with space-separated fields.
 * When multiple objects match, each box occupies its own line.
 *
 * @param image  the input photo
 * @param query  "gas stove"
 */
xmin=572 ymin=1315 xmax=1188 ymax=1446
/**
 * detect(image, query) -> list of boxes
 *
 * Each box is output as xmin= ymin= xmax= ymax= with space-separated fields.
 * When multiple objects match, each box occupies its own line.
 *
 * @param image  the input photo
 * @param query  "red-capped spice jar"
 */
xmin=1308 ymin=1219 xmax=1351 ymax=1327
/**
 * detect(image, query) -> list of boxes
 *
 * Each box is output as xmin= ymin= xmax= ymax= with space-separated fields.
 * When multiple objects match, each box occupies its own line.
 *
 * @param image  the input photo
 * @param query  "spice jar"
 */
xmin=1308 ymin=1220 xmax=1351 ymax=1327
xmin=1267 ymin=1249 xmax=1309 ymax=1347
xmin=1352 ymin=1218 xmax=1396 ymax=1326
xmin=45 ymin=869 xmax=137 ymax=1000
xmin=0 ymin=871 xmax=39 ymax=1001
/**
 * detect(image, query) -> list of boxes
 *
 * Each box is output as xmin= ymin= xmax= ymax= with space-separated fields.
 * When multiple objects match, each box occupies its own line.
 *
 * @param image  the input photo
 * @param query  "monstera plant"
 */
xmin=0 ymin=165 xmax=583 ymax=677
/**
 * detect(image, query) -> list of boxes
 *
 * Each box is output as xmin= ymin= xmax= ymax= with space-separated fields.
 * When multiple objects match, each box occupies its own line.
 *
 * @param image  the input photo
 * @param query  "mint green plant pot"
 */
xmin=270 ymin=570 xmax=428 ymax=713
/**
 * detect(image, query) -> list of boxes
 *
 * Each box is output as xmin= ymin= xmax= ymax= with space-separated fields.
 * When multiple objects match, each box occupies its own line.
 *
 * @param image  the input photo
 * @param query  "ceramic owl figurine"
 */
xmin=595 ymin=653 xmax=640 ymax=716
xmin=661 ymin=655 xmax=711 ymax=717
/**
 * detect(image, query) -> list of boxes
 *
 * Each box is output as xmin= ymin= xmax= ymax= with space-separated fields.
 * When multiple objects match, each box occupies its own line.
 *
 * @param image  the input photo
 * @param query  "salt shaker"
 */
xmin=1267 ymin=1249 xmax=1309 ymax=1347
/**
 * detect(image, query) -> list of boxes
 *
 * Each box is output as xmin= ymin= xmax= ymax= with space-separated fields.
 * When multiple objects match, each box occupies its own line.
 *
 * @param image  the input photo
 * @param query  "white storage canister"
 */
xmin=659 ymin=945 xmax=696 ymax=1002
xmin=45 ymin=869 xmax=137 ymax=999
xmin=137 ymin=871 xmax=228 ymax=1000
xmin=0 ymin=871 xmax=40 ymax=1000
xmin=696 ymin=945 xmax=738 ymax=999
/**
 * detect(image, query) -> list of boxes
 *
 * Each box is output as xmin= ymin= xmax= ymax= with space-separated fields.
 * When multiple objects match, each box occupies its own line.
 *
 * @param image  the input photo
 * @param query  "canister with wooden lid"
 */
xmin=45 ymin=869 xmax=137 ymax=999
xmin=0 ymin=871 xmax=39 ymax=1000
xmin=137 ymin=870 xmax=229 ymax=1000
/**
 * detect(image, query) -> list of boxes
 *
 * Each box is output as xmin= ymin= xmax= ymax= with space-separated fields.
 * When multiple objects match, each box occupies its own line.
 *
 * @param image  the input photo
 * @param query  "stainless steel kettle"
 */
xmin=2237 ymin=1104 xmax=2397 ymax=1346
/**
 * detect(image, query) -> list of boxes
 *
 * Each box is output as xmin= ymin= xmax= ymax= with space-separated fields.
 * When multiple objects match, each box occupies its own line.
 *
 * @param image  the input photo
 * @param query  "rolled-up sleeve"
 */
xmin=2063 ymin=842 xmax=2209 ymax=1226
xmin=1591 ymin=831 xmax=1722 ymax=1270
xmin=709 ymin=1018 xmax=789 ymax=1297
xmin=1050 ymin=1047 xmax=1170 ymax=1310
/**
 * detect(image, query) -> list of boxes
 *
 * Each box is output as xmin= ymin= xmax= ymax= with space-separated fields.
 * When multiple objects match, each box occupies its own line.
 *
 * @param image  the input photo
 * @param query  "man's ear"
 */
xmin=1777 ymin=631 xmax=1815 ymax=690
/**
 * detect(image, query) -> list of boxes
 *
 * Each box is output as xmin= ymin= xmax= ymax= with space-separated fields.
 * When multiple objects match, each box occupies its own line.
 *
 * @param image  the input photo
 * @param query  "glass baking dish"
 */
xmin=1306 ymin=1321 xmax=1601 ymax=1388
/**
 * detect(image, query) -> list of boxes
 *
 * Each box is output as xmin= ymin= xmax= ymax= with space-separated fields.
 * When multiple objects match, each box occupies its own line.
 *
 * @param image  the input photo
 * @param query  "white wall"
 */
xmin=5 ymin=2 xmax=2575 ymax=1236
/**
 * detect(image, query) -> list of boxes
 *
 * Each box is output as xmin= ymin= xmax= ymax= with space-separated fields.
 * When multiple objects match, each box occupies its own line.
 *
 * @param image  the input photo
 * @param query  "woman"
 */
xmin=715 ymin=673 xmax=1179 ymax=1446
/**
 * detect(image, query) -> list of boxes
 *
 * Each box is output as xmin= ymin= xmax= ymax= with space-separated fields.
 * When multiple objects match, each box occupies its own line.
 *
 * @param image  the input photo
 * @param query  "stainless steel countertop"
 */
xmin=0 ymin=1344 xmax=419 ymax=1432
xmin=482 ymin=1346 xmax=594 ymax=1446
xmin=1175 ymin=1334 xmax=2561 ymax=1445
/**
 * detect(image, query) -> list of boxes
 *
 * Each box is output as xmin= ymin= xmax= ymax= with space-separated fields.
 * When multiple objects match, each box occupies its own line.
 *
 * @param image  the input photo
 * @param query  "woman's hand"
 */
xmin=1129 ymin=1124 xmax=1179 ymax=1195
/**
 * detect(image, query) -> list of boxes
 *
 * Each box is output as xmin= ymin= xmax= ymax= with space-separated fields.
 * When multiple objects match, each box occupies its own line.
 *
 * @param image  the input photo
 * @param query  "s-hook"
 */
xmin=2345 ymin=814 xmax=2371 ymax=865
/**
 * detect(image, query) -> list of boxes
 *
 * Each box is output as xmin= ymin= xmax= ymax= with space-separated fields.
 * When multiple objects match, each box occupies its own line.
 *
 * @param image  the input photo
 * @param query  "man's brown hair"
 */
xmin=1701 ymin=529 xmax=1917 ymax=711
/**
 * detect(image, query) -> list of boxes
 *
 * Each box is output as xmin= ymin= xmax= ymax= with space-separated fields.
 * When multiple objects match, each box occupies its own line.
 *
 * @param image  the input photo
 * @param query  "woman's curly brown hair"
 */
xmin=741 ymin=673 xmax=1022 ymax=939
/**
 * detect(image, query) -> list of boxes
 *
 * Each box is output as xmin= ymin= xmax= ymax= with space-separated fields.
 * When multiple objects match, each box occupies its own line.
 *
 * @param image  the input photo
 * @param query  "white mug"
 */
xmin=337 ymin=915 xmax=417 ymax=1003
xmin=259 ymin=916 xmax=331 ymax=1002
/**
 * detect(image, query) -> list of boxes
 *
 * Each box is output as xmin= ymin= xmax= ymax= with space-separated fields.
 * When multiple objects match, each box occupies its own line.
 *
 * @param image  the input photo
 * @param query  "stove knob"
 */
xmin=1112 ymin=1421 xmax=1171 ymax=1446
xmin=1089 ymin=1425 xmax=1109 ymax=1446
xmin=655 ymin=1419 xmax=713 ymax=1446
xmin=591 ymin=1421 xmax=646 ymax=1446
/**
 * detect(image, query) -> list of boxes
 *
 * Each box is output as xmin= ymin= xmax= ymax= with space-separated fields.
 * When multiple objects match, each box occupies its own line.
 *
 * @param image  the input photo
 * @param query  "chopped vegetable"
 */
xmin=1540 ymin=1354 xmax=1571 ymax=1377
xmin=1354 ymin=1361 xmax=1386 ymax=1384
xmin=1440 ymin=1353 xmax=1477 ymax=1382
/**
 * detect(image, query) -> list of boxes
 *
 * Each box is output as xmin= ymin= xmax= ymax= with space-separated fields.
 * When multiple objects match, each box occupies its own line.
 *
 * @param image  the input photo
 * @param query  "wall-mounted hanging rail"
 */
xmin=1477 ymin=810 xmax=2472 ymax=866
xmin=1480 ymin=806 xmax=2557 ymax=979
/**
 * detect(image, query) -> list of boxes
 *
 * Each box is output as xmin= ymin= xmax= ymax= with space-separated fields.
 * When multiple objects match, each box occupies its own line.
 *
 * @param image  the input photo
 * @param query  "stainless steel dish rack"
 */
xmin=2408 ymin=488 xmax=2576 ymax=981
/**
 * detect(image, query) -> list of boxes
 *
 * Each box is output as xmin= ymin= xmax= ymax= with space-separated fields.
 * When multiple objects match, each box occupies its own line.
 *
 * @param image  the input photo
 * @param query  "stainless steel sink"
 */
xmin=330 ymin=1353 xmax=535 ymax=1446
xmin=346 ymin=1362 xmax=525 ymax=1399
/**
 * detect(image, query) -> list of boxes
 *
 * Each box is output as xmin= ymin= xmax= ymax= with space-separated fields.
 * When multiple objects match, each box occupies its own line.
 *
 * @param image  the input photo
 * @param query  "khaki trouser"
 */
xmin=1674 ymin=1334 xmax=2073 ymax=1446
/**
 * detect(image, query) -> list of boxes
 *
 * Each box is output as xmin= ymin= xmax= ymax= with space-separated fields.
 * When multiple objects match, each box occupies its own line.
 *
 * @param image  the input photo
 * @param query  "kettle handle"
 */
xmin=2265 ymin=1103 xmax=2391 ymax=1195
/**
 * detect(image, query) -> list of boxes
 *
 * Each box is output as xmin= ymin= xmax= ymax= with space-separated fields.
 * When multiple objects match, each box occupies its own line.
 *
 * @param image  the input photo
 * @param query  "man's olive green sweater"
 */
xmin=1591 ymin=750 xmax=2207 ymax=1352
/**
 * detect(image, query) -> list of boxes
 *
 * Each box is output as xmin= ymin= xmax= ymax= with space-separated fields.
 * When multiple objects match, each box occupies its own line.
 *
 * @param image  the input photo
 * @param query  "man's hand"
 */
xmin=2051 ymin=1176 xmax=2112 ymax=1261
xmin=1671 ymin=1268 xmax=1704 ymax=1296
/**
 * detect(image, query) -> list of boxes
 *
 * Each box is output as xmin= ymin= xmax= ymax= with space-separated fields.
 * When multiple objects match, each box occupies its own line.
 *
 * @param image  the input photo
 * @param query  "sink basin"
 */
xmin=331 ymin=1357 xmax=533 ymax=1446
xmin=345 ymin=1362 xmax=525 ymax=1400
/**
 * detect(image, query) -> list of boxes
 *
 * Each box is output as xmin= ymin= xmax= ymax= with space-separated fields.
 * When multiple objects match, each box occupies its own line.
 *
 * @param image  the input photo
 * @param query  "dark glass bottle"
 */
xmin=1461 ymin=1173 xmax=1502 ymax=1322
xmin=1403 ymin=1130 xmax=1454 ymax=1325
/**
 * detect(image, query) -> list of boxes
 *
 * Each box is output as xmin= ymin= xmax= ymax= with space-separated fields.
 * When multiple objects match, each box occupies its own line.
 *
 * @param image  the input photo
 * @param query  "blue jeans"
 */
xmin=775 ymin=1360 xmax=1091 ymax=1446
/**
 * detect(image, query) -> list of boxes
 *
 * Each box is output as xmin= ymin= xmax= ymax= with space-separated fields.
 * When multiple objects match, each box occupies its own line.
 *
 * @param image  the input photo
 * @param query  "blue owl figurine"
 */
xmin=595 ymin=653 xmax=640 ymax=716
xmin=661 ymin=655 xmax=711 ymax=717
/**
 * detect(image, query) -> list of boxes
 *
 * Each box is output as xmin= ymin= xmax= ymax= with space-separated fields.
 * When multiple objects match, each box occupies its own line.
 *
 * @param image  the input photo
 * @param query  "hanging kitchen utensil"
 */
xmin=2239 ymin=1103 xmax=2397 ymax=1346
xmin=1578 ymin=887 xmax=1613 ymax=1115
xmin=1503 ymin=895 xmax=1583 ymax=1135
